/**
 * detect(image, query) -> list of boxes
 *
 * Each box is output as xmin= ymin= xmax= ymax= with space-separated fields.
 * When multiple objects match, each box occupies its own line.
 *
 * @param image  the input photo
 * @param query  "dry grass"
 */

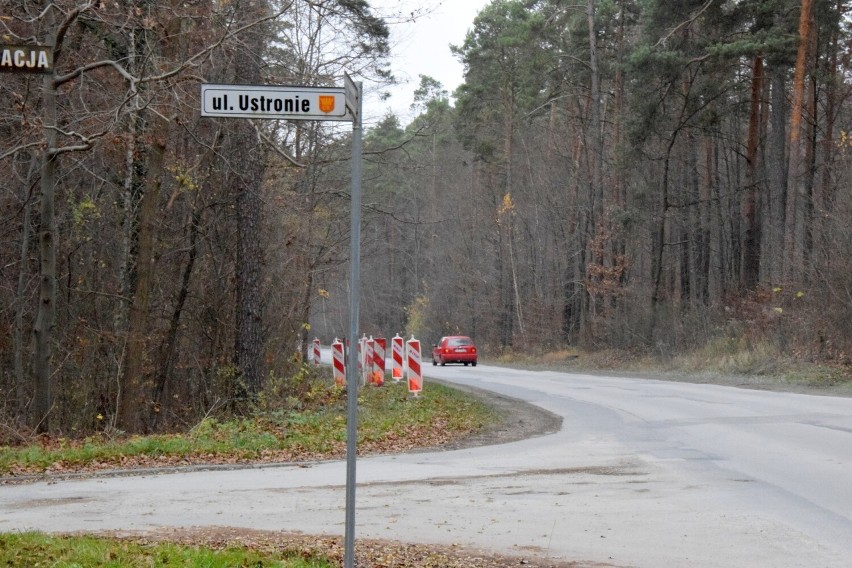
xmin=490 ymin=341 xmax=852 ymax=395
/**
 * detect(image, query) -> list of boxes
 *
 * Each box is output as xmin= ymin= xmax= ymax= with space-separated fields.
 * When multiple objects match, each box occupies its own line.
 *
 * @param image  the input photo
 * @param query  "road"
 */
xmin=3 ymin=364 xmax=852 ymax=567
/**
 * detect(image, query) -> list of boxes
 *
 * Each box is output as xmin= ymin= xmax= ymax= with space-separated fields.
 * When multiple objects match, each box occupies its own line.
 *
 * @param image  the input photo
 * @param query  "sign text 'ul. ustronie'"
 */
xmin=200 ymin=84 xmax=349 ymax=121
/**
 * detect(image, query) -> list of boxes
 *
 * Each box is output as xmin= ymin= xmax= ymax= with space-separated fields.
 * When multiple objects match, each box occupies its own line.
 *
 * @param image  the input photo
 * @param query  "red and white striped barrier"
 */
xmin=363 ymin=336 xmax=374 ymax=386
xmin=391 ymin=334 xmax=404 ymax=382
xmin=312 ymin=337 xmax=321 ymax=365
xmin=371 ymin=337 xmax=386 ymax=386
xmin=357 ymin=334 xmax=367 ymax=382
xmin=406 ymin=336 xmax=422 ymax=395
xmin=332 ymin=338 xmax=345 ymax=386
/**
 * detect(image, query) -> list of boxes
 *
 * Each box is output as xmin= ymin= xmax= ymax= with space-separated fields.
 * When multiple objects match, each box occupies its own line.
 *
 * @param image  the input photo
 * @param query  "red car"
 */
xmin=432 ymin=336 xmax=478 ymax=366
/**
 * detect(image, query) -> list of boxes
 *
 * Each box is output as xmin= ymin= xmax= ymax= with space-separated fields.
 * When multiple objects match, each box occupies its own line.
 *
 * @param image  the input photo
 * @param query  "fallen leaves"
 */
xmin=102 ymin=527 xmax=598 ymax=568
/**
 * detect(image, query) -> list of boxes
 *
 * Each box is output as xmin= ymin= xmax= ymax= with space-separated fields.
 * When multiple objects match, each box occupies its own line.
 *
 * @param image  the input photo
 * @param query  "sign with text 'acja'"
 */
xmin=200 ymin=83 xmax=349 ymax=121
xmin=0 ymin=45 xmax=53 ymax=73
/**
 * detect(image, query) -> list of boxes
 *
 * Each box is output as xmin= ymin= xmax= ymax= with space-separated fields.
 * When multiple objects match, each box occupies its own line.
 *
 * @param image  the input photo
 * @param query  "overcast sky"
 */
xmin=364 ymin=0 xmax=491 ymax=125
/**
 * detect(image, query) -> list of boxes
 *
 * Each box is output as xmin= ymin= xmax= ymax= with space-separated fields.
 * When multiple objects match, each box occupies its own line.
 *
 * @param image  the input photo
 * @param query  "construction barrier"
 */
xmin=371 ymin=337 xmax=386 ymax=386
xmin=357 ymin=334 xmax=367 ymax=383
xmin=312 ymin=337 xmax=321 ymax=365
xmin=391 ymin=334 xmax=404 ymax=382
xmin=406 ymin=336 xmax=422 ymax=395
xmin=332 ymin=338 xmax=346 ymax=386
xmin=363 ymin=336 xmax=374 ymax=386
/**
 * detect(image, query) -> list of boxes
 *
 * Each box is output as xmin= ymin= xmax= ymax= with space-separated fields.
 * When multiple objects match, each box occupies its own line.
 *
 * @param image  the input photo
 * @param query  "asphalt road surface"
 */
xmin=3 ymin=363 xmax=852 ymax=567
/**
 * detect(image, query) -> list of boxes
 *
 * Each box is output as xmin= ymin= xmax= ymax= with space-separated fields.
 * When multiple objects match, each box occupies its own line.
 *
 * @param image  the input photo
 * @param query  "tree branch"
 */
xmin=652 ymin=0 xmax=714 ymax=49
xmin=256 ymin=123 xmax=306 ymax=168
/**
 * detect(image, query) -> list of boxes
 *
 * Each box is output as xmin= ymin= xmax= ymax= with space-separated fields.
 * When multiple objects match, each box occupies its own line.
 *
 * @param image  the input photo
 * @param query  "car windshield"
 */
xmin=448 ymin=338 xmax=472 ymax=347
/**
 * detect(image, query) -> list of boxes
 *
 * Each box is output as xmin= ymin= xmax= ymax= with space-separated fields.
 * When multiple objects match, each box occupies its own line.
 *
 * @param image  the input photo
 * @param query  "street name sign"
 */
xmin=0 ymin=45 xmax=53 ymax=73
xmin=200 ymin=83 xmax=349 ymax=121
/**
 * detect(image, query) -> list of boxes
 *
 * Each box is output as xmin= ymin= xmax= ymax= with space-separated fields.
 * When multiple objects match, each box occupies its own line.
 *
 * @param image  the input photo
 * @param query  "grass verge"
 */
xmin=0 ymin=380 xmax=496 ymax=477
xmin=0 ymin=531 xmax=332 ymax=567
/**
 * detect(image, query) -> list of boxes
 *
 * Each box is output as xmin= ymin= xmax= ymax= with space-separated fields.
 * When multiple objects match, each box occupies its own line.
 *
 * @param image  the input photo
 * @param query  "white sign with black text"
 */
xmin=200 ymin=84 xmax=349 ymax=121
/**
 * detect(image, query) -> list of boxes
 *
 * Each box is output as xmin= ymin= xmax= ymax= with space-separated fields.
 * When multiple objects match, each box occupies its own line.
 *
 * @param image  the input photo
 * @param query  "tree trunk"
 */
xmin=817 ymin=10 xmax=840 ymax=275
xmin=500 ymin=87 xmax=516 ymax=349
xmin=118 ymin=121 xmax=166 ymax=433
xmin=651 ymin=152 xmax=672 ymax=311
xmin=232 ymin=123 xmax=266 ymax=398
xmin=742 ymin=53 xmax=764 ymax=290
xmin=299 ymin=269 xmax=315 ymax=363
xmin=766 ymin=64 xmax=787 ymax=284
xmin=586 ymin=0 xmax=605 ymax=328
xmin=118 ymin=5 xmax=180 ymax=432
xmin=231 ymin=2 xmax=268 ymax=397
xmin=686 ymin=133 xmax=704 ymax=304
xmin=587 ymin=0 xmax=603 ymax=226
xmin=154 ymin=206 xmax=201 ymax=420
xmin=702 ymin=136 xmax=717 ymax=301
xmin=783 ymin=0 xmax=813 ymax=283
xmin=15 ymin=160 xmax=38 ymax=415
xmin=803 ymin=32 xmax=818 ymax=277
xmin=33 ymin=3 xmax=58 ymax=432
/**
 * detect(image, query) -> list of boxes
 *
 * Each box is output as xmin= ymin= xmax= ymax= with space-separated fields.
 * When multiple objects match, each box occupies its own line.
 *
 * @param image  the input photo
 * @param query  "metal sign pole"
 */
xmin=343 ymin=77 xmax=362 ymax=568
xmin=201 ymin=75 xmax=362 ymax=567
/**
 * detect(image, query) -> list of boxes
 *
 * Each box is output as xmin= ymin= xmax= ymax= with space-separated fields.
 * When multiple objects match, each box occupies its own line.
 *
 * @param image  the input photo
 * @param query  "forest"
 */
xmin=2 ymin=0 xmax=851 ymax=435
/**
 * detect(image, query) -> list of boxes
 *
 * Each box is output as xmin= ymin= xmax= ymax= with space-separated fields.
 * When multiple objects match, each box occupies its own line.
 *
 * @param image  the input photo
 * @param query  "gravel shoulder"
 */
xmin=428 ymin=377 xmax=563 ymax=450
